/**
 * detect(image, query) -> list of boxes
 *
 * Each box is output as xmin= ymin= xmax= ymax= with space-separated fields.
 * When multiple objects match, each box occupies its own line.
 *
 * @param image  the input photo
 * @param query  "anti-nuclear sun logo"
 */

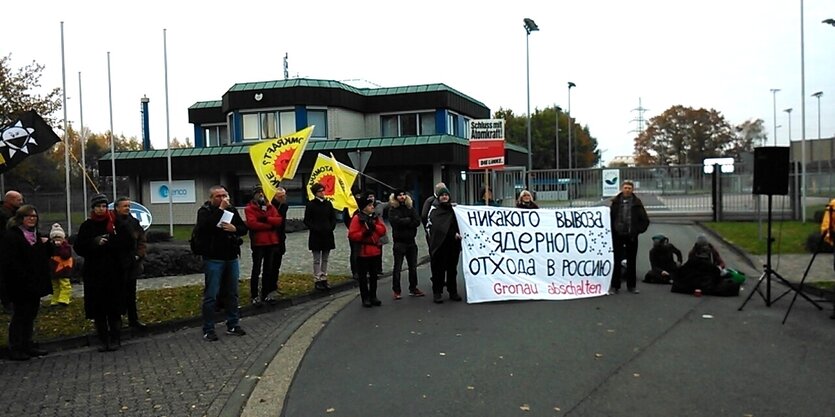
xmin=0 ymin=120 xmax=38 ymax=158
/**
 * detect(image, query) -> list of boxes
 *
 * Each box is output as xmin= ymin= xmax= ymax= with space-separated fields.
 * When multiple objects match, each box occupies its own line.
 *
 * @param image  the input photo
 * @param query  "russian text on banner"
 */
xmin=454 ymin=205 xmax=613 ymax=303
xmin=248 ymin=126 xmax=314 ymax=201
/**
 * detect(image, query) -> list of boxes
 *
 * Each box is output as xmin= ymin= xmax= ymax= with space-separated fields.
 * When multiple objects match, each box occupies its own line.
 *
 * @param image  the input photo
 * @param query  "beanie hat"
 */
xmin=436 ymin=187 xmax=450 ymax=196
xmin=310 ymin=183 xmax=325 ymax=194
xmin=355 ymin=195 xmax=374 ymax=211
xmin=90 ymin=193 xmax=109 ymax=207
xmin=434 ymin=183 xmax=447 ymax=197
xmin=393 ymin=188 xmax=406 ymax=196
xmin=251 ymin=184 xmax=264 ymax=195
xmin=49 ymin=223 xmax=66 ymax=239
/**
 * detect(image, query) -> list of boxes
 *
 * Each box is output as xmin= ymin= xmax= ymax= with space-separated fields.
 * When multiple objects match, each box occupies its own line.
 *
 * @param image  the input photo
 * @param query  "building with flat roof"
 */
xmin=100 ymin=78 xmax=526 ymax=224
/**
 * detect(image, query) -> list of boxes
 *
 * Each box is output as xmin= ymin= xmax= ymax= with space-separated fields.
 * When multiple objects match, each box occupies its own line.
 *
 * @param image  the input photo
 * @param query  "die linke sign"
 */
xmin=468 ymin=119 xmax=505 ymax=170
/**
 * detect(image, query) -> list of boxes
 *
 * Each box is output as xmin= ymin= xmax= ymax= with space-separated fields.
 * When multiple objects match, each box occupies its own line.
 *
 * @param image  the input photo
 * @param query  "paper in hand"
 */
xmin=217 ymin=210 xmax=234 ymax=227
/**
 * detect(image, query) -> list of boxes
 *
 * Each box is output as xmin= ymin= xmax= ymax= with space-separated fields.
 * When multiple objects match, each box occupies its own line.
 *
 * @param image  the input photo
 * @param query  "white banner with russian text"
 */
xmin=454 ymin=205 xmax=613 ymax=303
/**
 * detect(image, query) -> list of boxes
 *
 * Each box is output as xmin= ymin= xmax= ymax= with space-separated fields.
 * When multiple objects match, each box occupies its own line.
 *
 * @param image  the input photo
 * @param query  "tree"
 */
xmin=732 ymin=118 xmax=767 ymax=156
xmin=0 ymin=54 xmax=62 ymax=126
xmin=496 ymin=105 xmax=600 ymax=170
xmin=634 ymin=105 xmax=736 ymax=165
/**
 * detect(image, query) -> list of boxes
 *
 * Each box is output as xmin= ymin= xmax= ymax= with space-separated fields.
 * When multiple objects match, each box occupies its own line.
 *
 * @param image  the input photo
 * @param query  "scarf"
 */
xmin=90 ymin=210 xmax=115 ymax=234
xmin=19 ymin=225 xmax=36 ymax=246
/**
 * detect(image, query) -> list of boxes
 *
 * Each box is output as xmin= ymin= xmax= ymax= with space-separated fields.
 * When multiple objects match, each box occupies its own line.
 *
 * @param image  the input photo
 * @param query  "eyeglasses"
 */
xmin=24 ymin=214 xmax=38 ymax=219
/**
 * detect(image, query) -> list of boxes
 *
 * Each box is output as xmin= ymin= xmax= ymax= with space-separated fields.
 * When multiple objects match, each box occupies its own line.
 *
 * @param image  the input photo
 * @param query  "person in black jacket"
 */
xmin=0 ymin=205 xmax=52 ymax=360
xmin=609 ymin=180 xmax=650 ymax=294
xmin=644 ymin=234 xmax=682 ymax=284
xmin=113 ymin=197 xmax=148 ymax=330
xmin=427 ymin=187 xmax=463 ymax=303
xmin=388 ymin=189 xmax=424 ymax=299
xmin=76 ymin=194 xmax=126 ymax=352
xmin=195 ymin=185 xmax=248 ymax=342
xmin=303 ymin=183 xmax=337 ymax=291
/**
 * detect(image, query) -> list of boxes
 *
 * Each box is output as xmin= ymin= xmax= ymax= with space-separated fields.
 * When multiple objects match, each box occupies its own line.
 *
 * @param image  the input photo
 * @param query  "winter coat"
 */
xmin=303 ymin=198 xmax=337 ymax=251
xmin=245 ymin=200 xmax=282 ymax=247
xmin=113 ymin=213 xmax=147 ymax=270
xmin=609 ymin=192 xmax=650 ymax=238
xmin=427 ymin=199 xmax=461 ymax=257
xmin=50 ymin=240 xmax=74 ymax=279
xmin=0 ymin=226 xmax=53 ymax=304
xmin=195 ymin=202 xmax=248 ymax=261
xmin=75 ymin=214 xmax=126 ymax=319
xmin=516 ymin=201 xmax=539 ymax=209
xmin=347 ymin=212 xmax=387 ymax=257
xmin=271 ymin=199 xmax=289 ymax=243
xmin=388 ymin=194 xmax=420 ymax=244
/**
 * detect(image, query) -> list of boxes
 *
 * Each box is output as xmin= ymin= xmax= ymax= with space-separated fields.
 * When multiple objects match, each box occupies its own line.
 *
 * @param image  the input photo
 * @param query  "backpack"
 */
xmin=189 ymin=224 xmax=207 ymax=256
xmin=189 ymin=204 xmax=211 ymax=256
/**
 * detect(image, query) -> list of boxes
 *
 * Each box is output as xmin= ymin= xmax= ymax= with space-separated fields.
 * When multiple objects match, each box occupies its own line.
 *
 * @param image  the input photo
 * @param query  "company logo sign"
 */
xmin=150 ymin=180 xmax=196 ymax=204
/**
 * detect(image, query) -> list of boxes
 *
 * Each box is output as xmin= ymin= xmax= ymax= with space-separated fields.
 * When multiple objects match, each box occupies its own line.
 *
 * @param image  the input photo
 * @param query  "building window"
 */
xmin=242 ymin=114 xmax=259 ymax=140
xmin=447 ymin=113 xmax=460 ymax=136
xmin=203 ymin=125 xmax=228 ymax=147
xmin=307 ymin=110 xmax=328 ymax=139
xmin=242 ymin=110 xmax=295 ymax=141
xmin=381 ymin=112 xmax=437 ymax=137
xmin=419 ymin=112 xmax=435 ymax=135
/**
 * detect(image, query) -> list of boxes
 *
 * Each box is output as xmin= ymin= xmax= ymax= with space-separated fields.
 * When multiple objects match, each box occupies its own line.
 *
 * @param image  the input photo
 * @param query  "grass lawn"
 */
xmin=701 ymin=220 xmax=820 ymax=255
xmin=0 ymin=273 xmax=351 ymax=348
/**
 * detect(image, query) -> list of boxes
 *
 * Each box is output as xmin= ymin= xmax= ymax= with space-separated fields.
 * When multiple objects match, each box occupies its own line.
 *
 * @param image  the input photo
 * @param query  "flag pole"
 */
xmin=107 ymin=51 xmax=116 ymax=201
xmin=163 ymin=28 xmax=174 ymax=236
xmin=78 ymin=71 xmax=88 ymax=211
xmin=61 ymin=22 xmax=72 ymax=233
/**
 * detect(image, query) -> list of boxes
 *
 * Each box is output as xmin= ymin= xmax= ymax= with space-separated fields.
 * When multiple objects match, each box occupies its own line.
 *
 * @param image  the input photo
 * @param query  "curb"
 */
xmin=23 ymin=254 xmax=432 ymax=356
xmin=694 ymin=220 xmax=760 ymax=271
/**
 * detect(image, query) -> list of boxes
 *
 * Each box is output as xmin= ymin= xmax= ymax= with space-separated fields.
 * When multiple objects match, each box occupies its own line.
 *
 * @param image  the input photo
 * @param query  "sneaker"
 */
xmin=608 ymin=288 xmax=620 ymax=295
xmin=393 ymin=291 xmax=402 ymax=300
xmin=226 ymin=326 xmax=247 ymax=336
xmin=251 ymin=298 xmax=263 ymax=308
xmin=409 ymin=288 xmax=426 ymax=297
xmin=449 ymin=293 xmax=463 ymax=302
xmin=264 ymin=296 xmax=278 ymax=306
xmin=627 ymin=288 xmax=640 ymax=294
xmin=370 ymin=298 xmax=382 ymax=307
xmin=433 ymin=293 xmax=444 ymax=304
xmin=203 ymin=331 xmax=219 ymax=342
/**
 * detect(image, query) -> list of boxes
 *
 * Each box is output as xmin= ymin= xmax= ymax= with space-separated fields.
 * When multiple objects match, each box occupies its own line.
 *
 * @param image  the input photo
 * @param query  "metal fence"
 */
xmin=464 ymin=163 xmax=835 ymax=220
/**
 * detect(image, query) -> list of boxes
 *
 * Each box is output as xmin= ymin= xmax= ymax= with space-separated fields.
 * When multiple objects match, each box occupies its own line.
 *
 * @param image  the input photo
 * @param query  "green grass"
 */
xmin=0 ymin=273 xmax=350 ymax=348
xmin=146 ymin=225 xmax=193 ymax=241
xmin=702 ymin=220 xmax=819 ymax=255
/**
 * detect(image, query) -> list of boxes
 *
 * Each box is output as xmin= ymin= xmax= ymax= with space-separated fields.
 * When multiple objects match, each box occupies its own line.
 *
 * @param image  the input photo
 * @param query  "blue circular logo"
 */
xmin=159 ymin=185 xmax=169 ymax=198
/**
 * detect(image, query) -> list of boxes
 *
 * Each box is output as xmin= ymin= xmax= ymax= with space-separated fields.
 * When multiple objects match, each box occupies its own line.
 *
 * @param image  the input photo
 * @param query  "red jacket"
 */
xmin=244 ymin=201 xmax=283 ymax=246
xmin=348 ymin=213 xmax=387 ymax=257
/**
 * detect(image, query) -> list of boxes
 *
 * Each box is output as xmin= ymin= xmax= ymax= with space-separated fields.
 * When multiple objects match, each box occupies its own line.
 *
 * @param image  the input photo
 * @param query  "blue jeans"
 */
xmin=202 ymin=259 xmax=240 ymax=333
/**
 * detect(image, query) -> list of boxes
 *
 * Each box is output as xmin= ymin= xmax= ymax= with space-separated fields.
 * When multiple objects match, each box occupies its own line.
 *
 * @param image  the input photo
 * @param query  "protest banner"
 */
xmin=454 ymin=205 xmax=613 ymax=303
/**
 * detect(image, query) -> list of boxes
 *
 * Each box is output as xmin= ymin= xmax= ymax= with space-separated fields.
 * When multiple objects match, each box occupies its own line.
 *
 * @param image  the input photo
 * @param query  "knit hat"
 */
xmin=310 ymin=183 xmax=325 ymax=194
xmin=434 ymin=182 xmax=447 ymax=196
xmin=356 ymin=194 xmax=374 ymax=210
xmin=251 ymin=184 xmax=264 ymax=195
xmin=49 ymin=223 xmax=66 ymax=239
xmin=90 ymin=193 xmax=109 ymax=207
xmin=393 ymin=188 xmax=406 ymax=197
xmin=436 ymin=187 xmax=450 ymax=196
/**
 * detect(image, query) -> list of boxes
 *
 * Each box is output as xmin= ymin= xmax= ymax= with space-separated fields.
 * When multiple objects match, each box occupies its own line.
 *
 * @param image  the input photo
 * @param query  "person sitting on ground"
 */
xmin=516 ymin=190 xmax=539 ymax=209
xmin=673 ymin=235 xmax=737 ymax=296
xmin=644 ymin=234 xmax=682 ymax=284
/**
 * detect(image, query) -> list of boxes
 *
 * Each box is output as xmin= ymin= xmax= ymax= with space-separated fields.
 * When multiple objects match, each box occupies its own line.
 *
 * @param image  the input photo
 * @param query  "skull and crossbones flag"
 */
xmin=0 ymin=111 xmax=62 ymax=174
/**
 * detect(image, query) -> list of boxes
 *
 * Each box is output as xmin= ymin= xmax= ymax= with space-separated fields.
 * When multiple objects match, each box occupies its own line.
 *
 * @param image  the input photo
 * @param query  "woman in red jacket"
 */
xmin=244 ymin=186 xmax=283 ymax=306
xmin=348 ymin=194 xmax=387 ymax=307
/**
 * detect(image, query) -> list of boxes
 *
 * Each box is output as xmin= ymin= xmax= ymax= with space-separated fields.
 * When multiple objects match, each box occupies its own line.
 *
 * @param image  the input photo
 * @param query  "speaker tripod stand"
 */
xmin=782 ymin=206 xmax=832 ymax=323
xmin=738 ymin=194 xmax=823 ymax=313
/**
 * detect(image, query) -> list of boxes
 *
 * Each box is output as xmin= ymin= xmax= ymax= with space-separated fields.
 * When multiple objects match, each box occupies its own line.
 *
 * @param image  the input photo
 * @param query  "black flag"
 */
xmin=0 ymin=110 xmax=62 ymax=174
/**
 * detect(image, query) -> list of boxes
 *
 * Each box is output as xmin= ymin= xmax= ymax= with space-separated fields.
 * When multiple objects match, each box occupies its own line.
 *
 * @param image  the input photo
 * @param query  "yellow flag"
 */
xmin=248 ymin=126 xmax=314 ymax=201
xmin=307 ymin=154 xmax=358 ymax=212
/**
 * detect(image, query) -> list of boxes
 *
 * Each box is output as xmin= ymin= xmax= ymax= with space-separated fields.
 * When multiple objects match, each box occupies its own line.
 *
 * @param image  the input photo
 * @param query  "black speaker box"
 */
xmin=753 ymin=147 xmax=789 ymax=195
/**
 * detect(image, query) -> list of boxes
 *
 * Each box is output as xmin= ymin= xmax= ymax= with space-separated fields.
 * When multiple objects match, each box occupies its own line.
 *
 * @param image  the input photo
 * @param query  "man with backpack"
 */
xmin=194 ymin=185 xmax=248 ymax=342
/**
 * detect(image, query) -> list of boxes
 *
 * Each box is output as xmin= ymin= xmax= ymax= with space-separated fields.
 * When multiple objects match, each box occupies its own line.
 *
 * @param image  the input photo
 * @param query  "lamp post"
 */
xmin=812 ymin=92 xmax=823 ymax=141
xmin=524 ymin=18 xmax=539 ymax=182
xmin=567 ymin=82 xmax=576 ymax=171
xmin=770 ymin=88 xmax=780 ymax=146
xmin=555 ymin=105 xmax=561 ymax=170
xmin=784 ymin=108 xmax=793 ymax=144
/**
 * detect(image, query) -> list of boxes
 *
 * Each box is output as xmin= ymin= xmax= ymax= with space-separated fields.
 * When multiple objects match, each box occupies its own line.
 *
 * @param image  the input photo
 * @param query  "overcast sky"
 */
xmin=2 ymin=0 xmax=833 ymax=164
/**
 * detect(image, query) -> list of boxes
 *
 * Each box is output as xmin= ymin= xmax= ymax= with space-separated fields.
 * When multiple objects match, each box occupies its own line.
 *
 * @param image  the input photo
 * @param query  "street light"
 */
xmin=524 ymin=17 xmax=539 ymax=179
xmin=567 ymin=81 xmax=576 ymax=172
xmin=812 ymin=92 xmax=823 ymax=141
xmin=784 ymin=108 xmax=793 ymax=144
xmin=824 ymin=18 xmax=835 ymax=26
xmin=555 ymin=105 xmax=561 ymax=171
xmin=770 ymin=88 xmax=780 ymax=146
